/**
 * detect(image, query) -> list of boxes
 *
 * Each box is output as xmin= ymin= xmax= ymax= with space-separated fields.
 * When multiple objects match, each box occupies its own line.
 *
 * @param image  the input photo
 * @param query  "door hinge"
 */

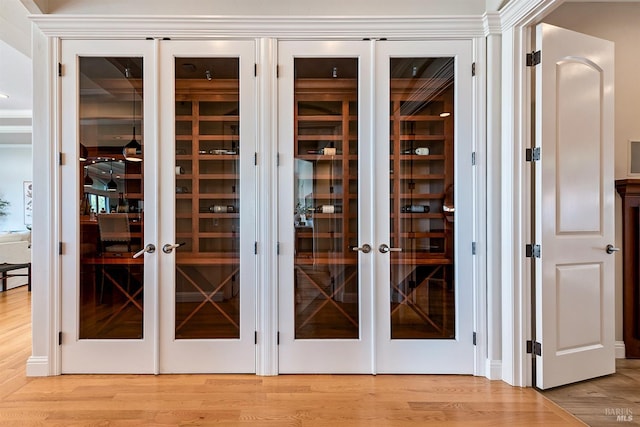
xmin=59 ymin=242 xmax=63 ymax=255
xmin=526 ymin=147 xmax=541 ymax=162
xmin=254 ymin=63 xmax=257 ymax=77
xmin=525 ymin=244 xmax=541 ymax=258
xmin=277 ymin=332 xmax=280 ymax=345
xmin=472 ymin=151 xmax=477 ymax=166
xmin=526 ymin=50 xmax=541 ymax=67
xmin=58 ymin=63 xmax=63 ymax=77
xmin=527 ymin=340 xmax=542 ymax=356
xmin=276 ymin=153 xmax=280 ymax=167
xmin=472 ymin=62 xmax=476 ymax=76
xmin=277 ymin=242 xmax=280 ymax=255
xmin=254 ymin=242 xmax=258 ymax=255
xmin=254 ymin=331 xmax=258 ymax=345
xmin=254 ymin=152 xmax=258 ymax=166
xmin=59 ymin=152 xmax=64 ymax=165
xmin=472 ymin=242 xmax=477 ymax=255
xmin=473 ymin=332 xmax=477 ymax=345
xmin=58 ymin=331 xmax=62 ymax=345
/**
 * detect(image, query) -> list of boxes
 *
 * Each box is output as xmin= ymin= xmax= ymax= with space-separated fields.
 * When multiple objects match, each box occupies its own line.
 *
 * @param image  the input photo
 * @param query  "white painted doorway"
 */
xmin=533 ymin=23 xmax=616 ymax=389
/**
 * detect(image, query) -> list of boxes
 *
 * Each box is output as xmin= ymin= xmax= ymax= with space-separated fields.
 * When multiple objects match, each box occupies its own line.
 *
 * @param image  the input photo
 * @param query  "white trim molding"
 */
xmin=615 ymin=341 xmax=626 ymax=359
xmin=0 ymin=125 xmax=31 ymax=133
xmin=30 ymin=15 xmax=486 ymax=39
xmin=26 ymin=356 xmax=50 ymax=376
xmin=485 ymin=359 xmax=503 ymax=380
xmin=0 ymin=109 xmax=33 ymax=118
xmin=483 ymin=12 xmax=502 ymax=36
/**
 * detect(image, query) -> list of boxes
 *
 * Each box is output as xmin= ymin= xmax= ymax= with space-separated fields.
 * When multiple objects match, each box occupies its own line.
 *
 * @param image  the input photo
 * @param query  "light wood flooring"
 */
xmin=0 ymin=286 xmax=583 ymax=426
xmin=543 ymin=358 xmax=640 ymax=426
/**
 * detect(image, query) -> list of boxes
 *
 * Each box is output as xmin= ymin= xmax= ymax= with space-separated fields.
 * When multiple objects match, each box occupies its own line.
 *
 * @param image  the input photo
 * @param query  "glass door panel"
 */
xmin=293 ymin=58 xmax=360 ymax=339
xmin=174 ymin=58 xmax=241 ymax=340
xmin=388 ymin=57 xmax=455 ymax=339
xmin=79 ymin=57 xmax=145 ymax=340
xmin=159 ymin=41 xmax=256 ymax=373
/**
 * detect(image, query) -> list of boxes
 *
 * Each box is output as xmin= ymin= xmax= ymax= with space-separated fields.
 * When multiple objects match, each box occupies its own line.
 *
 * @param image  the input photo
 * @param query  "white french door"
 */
xmin=277 ymin=41 xmax=375 ymax=373
xmin=60 ymin=37 xmax=474 ymax=375
xmin=277 ymin=39 xmax=475 ymax=374
xmin=60 ymin=40 xmax=158 ymax=373
xmin=158 ymin=40 xmax=257 ymax=373
xmin=60 ymin=39 xmax=257 ymax=374
xmin=374 ymin=40 xmax=475 ymax=374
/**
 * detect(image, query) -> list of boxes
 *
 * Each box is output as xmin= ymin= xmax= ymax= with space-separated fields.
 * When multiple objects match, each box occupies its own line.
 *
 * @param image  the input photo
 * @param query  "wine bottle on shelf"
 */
xmin=307 ymin=147 xmax=341 ymax=155
xmin=402 ymin=147 xmax=430 ymax=155
xmin=209 ymin=149 xmax=238 ymax=155
xmin=314 ymin=205 xmax=342 ymax=214
xmin=401 ymin=205 xmax=430 ymax=213
xmin=209 ymin=205 xmax=237 ymax=213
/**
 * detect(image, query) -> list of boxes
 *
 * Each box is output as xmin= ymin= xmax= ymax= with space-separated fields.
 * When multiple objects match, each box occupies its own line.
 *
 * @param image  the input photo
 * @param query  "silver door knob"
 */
xmin=379 ymin=244 xmax=402 ymax=253
xmin=133 ymin=243 xmax=156 ymax=258
xmin=162 ymin=242 xmax=185 ymax=254
xmin=606 ymin=244 xmax=620 ymax=254
xmin=352 ymin=244 xmax=372 ymax=253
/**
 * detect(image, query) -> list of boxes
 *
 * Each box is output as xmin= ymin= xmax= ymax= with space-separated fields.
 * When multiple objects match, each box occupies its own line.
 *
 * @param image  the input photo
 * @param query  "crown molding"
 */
xmin=483 ymin=12 xmax=502 ymax=36
xmin=499 ymin=0 xmax=563 ymax=31
xmin=30 ymin=14 xmax=486 ymax=39
xmin=0 ymin=125 xmax=31 ymax=133
xmin=0 ymin=109 xmax=32 ymax=119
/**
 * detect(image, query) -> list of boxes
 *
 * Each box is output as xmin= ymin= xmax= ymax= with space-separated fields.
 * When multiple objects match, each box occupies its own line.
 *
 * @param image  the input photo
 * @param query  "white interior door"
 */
xmin=277 ymin=41 xmax=374 ymax=373
xmin=159 ymin=40 xmax=257 ymax=373
xmin=535 ymin=23 xmax=615 ymax=389
xmin=374 ymin=40 xmax=475 ymax=374
xmin=60 ymin=40 xmax=158 ymax=373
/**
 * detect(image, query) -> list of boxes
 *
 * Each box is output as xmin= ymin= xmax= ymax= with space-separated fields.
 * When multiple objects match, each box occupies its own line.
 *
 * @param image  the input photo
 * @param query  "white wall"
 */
xmin=45 ymin=0 xmax=488 ymax=15
xmin=0 ymin=145 xmax=32 ymax=231
xmin=543 ymin=2 xmax=640 ymax=348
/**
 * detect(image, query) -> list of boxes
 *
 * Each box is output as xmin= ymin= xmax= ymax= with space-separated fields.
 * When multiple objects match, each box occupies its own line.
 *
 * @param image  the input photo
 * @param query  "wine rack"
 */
xmin=174 ymin=79 xmax=240 ymax=263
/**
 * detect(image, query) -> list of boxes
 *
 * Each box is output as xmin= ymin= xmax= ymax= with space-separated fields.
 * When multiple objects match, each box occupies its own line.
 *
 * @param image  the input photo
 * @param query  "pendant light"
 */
xmin=123 ymin=66 xmax=142 ymax=162
xmin=106 ymin=162 xmax=118 ymax=192
xmin=83 ymin=166 xmax=93 ymax=188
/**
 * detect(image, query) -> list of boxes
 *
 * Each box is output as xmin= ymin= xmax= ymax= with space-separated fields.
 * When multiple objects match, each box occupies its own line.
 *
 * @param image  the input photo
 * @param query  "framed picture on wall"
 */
xmin=628 ymin=140 xmax=640 ymax=176
xmin=24 ymin=181 xmax=32 ymax=226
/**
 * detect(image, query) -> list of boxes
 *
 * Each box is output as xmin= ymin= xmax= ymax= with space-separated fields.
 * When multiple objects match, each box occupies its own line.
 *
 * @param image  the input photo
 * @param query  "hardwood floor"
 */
xmin=543 ymin=358 xmax=640 ymax=426
xmin=0 ymin=286 xmax=583 ymax=426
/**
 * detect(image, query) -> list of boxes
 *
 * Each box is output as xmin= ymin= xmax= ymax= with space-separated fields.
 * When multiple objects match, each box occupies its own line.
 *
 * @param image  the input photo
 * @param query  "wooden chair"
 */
xmin=97 ymin=213 xmax=131 ymax=255
xmin=97 ymin=213 xmax=132 ymax=303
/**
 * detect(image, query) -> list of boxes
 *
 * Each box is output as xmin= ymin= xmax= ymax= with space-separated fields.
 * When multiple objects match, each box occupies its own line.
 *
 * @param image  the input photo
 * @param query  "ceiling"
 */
xmin=0 ymin=0 xmax=32 ymax=146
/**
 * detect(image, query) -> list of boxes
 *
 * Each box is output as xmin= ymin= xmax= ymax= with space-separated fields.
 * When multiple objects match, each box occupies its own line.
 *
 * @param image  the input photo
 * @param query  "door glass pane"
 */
xmin=389 ymin=57 xmax=455 ymax=339
xmin=293 ymin=58 xmax=359 ymax=339
xmin=79 ymin=57 xmax=144 ymax=339
xmin=174 ymin=58 xmax=240 ymax=339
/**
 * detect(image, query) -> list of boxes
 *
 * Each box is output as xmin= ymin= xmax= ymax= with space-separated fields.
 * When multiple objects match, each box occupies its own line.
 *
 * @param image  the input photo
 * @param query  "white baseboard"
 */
xmin=26 ymin=356 xmax=50 ymax=377
xmin=615 ymin=341 xmax=626 ymax=359
xmin=485 ymin=359 xmax=502 ymax=380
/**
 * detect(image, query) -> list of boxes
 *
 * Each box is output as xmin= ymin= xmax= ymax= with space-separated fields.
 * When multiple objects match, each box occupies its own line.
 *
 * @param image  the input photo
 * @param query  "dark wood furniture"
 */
xmin=0 ymin=262 xmax=31 ymax=292
xmin=615 ymin=179 xmax=640 ymax=358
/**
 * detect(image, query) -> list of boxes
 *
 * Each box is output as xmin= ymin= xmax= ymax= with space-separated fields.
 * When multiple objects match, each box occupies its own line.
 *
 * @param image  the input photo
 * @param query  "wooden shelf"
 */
xmin=172 ymin=80 xmax=242 ymax=259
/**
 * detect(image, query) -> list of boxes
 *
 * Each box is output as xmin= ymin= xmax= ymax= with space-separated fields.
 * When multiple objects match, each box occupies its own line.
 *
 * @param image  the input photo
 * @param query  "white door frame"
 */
xmin=499 ymin=0 xmax=576 ymax=387
xmin=27 ymin=17 xmax=487 ymax=378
